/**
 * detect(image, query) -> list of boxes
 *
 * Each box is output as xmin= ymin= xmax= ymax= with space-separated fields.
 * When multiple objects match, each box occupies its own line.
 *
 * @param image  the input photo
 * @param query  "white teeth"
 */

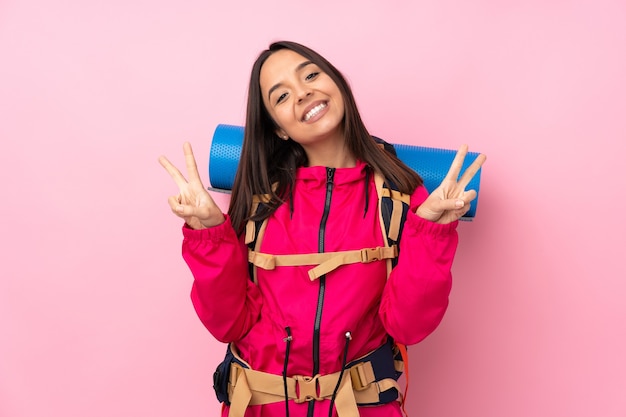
xmin=304 ymin=103 xmax=327 ymax=121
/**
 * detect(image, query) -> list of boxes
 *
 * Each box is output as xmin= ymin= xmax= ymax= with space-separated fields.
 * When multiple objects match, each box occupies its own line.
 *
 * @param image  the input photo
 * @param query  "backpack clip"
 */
xmin=360 ymin=246 xmax=398 ymax=263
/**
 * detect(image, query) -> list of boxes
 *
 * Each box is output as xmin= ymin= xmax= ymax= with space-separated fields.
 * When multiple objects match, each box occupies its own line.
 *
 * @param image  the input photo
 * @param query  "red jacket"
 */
xmin=182 ymin=160 xmax=459 ymax=416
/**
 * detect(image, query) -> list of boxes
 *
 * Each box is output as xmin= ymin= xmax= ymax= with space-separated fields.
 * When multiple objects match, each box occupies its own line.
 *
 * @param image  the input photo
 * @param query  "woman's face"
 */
xmin=259 ymin=49 xmax=345 ymax=148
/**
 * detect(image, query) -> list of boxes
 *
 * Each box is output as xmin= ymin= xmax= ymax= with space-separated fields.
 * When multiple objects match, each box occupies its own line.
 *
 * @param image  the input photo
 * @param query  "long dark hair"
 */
xmin=228 ymin=41 xmax=422 ymax=235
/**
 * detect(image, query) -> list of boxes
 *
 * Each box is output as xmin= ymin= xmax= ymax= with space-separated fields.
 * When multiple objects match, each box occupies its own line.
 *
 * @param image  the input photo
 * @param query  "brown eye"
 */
xmin=305 ymin=72 xmax=319 ymax=81
xmin=276 ymin=92 xmax=288 ymax=104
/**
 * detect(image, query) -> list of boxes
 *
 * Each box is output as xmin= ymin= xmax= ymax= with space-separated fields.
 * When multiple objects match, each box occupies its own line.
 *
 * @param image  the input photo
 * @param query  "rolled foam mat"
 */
xmin=209 ymin=124 xmax=482 ymax=218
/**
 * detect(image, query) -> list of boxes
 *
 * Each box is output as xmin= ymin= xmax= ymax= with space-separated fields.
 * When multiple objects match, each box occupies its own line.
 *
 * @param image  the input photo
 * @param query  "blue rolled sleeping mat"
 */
xmin=208 ymin=124 xmax=482 ymax=219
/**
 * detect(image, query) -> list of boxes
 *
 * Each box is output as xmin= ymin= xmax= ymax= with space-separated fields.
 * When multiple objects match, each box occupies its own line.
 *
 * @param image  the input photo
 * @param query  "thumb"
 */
xmin=166 ymin=195 xmax=203 ymax=218
xmin=429 ymin=197 xmax=466 ymax=212
xmin=175 ymin=203 xmax=211 ymax=219
xmin=416 ymin=197 xmax=465 ymax=221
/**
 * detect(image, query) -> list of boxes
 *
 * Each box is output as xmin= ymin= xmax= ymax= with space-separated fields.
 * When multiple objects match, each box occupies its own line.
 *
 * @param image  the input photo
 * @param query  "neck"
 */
xmin=303 ymin=143 xmax=356 ymax=168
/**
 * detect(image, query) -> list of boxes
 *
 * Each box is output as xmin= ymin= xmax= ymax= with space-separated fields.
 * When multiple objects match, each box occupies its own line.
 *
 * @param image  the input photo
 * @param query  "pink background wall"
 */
xmin=1 ymin=0 xmax=625 ymax=416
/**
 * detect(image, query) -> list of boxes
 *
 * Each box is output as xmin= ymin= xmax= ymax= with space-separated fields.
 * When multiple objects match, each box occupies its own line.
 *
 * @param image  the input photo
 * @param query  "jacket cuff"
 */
xmin=405 ymin=211 xmax=458 ymax=236
xmin=182 ymin=214 xmax=232 ymax=242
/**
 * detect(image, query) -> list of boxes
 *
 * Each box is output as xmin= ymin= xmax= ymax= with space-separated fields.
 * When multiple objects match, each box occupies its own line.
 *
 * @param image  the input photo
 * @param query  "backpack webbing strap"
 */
xmin=244 ymin=194 xmax=271 ymax=245
xmin=245 ymin=194 xmax=273 ymax=285
xmin=248 ymin=245 xmax=398 ymax=281
xmin=377 ymin=187 xmax=410 ymax=242
xmin=374 ymin=173 xmax=411 ymax=243
xmin=225 ymin=348 xmax=402 ymax=417
xmin=374 ymin=172 xmax=409 ymax=278
xmin=227 ymin=363 xmax=362 ymax=416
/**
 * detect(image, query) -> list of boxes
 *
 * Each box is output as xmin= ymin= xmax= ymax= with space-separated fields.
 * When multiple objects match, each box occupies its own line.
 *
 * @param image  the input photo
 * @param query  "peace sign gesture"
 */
xmin=416 ymin=145 xmax=487 ymax=224
xmin=159 ymin=142 xmax=225 ymax=229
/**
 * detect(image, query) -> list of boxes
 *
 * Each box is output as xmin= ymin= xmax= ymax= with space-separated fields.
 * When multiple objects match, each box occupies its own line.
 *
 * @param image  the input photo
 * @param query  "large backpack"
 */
xmin=243 ymin=138 xmax=412 ymax=412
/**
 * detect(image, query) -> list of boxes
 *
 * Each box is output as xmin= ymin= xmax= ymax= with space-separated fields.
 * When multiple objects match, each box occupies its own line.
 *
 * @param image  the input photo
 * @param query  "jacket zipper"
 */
xmin=309 ymin=167 xmax=335 ymax=417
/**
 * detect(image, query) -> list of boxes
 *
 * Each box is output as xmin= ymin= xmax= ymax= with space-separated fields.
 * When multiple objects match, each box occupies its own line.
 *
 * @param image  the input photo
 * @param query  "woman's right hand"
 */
xmin=159 ymin=142 xmax=225 ymax=230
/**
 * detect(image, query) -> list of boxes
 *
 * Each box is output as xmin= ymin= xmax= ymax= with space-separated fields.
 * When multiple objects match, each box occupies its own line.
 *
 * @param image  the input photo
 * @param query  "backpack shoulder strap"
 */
xmin=371 ymin=138 xmax=413 ymax=415
xmin=374 ymin=171 xmax=411 ymax=275
xmin=245 ymin=167 xmax=412 ymax=284
xmin=245 ymin=193 xmax=272 ymax=285
xmin=372 ymin=135 xmax=398 ymax=157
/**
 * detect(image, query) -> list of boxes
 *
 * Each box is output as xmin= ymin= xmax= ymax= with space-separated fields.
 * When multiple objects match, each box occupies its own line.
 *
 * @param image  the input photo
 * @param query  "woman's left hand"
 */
xmin=416 ymin=145 xmax=487 ymax=224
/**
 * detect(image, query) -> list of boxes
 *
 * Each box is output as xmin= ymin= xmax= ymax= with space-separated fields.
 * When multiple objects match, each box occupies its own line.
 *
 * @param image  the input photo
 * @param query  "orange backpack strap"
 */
xmin=394 ymin=342 xmax=410 ymax=417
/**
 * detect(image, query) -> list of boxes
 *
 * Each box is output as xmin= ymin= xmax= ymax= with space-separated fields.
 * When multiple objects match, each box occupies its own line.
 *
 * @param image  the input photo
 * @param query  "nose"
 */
xmin=295 ymin=85 xmax=312 ymax=103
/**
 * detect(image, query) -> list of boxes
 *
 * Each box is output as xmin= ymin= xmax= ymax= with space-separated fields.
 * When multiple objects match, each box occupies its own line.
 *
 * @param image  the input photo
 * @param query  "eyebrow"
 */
xmin=267 ymin=60 xmax=314 ymax=102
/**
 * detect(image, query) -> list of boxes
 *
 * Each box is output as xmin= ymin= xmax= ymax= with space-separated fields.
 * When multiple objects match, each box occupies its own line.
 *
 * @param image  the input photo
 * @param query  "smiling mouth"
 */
xmin=303 ymin=102 xmax=327 ymax=121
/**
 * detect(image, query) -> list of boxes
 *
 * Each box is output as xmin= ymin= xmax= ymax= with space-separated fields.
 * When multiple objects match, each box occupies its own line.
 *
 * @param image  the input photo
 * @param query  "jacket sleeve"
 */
xmin=379 ymin=186 xmax=459 ymax=345
xmin=181 ymin=215 xmax=262 ymax=343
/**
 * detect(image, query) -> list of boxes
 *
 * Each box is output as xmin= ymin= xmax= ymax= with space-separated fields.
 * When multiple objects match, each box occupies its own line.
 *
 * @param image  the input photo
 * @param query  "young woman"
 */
xmin=159 ymin=41 xmax=485 ymax=417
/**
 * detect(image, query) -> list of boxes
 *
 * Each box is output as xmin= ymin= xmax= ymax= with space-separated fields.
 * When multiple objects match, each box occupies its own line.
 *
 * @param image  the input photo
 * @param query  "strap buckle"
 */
xmin=349 ymin=362 xmax=375 ymax=391
xmin=360 ymin=248 xmax=381 ymax=263
xmin=293 ymin=374 xmax=322 ymax=403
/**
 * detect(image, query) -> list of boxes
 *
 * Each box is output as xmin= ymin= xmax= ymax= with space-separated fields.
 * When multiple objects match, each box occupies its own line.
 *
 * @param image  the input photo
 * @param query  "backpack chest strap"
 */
xmin=248 ymin=245 xmax=398 ymax=281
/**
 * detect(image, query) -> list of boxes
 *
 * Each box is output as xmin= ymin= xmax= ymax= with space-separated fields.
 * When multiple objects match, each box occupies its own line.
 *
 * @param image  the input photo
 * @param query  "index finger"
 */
xmin=158 ymin=154 xmax=189 ymax=188
xmin=443 ymin=144 xmax=469 ymax=182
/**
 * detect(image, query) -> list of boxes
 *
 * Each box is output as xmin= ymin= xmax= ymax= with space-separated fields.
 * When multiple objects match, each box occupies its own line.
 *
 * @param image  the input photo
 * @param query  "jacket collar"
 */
xmin=295 ymin=160 xmax=368 ymax=187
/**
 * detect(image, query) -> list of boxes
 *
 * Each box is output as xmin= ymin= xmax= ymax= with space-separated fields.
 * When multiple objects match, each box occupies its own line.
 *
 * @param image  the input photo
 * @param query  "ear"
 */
xmin=275 ymin=129 xmax=289 ymax=141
